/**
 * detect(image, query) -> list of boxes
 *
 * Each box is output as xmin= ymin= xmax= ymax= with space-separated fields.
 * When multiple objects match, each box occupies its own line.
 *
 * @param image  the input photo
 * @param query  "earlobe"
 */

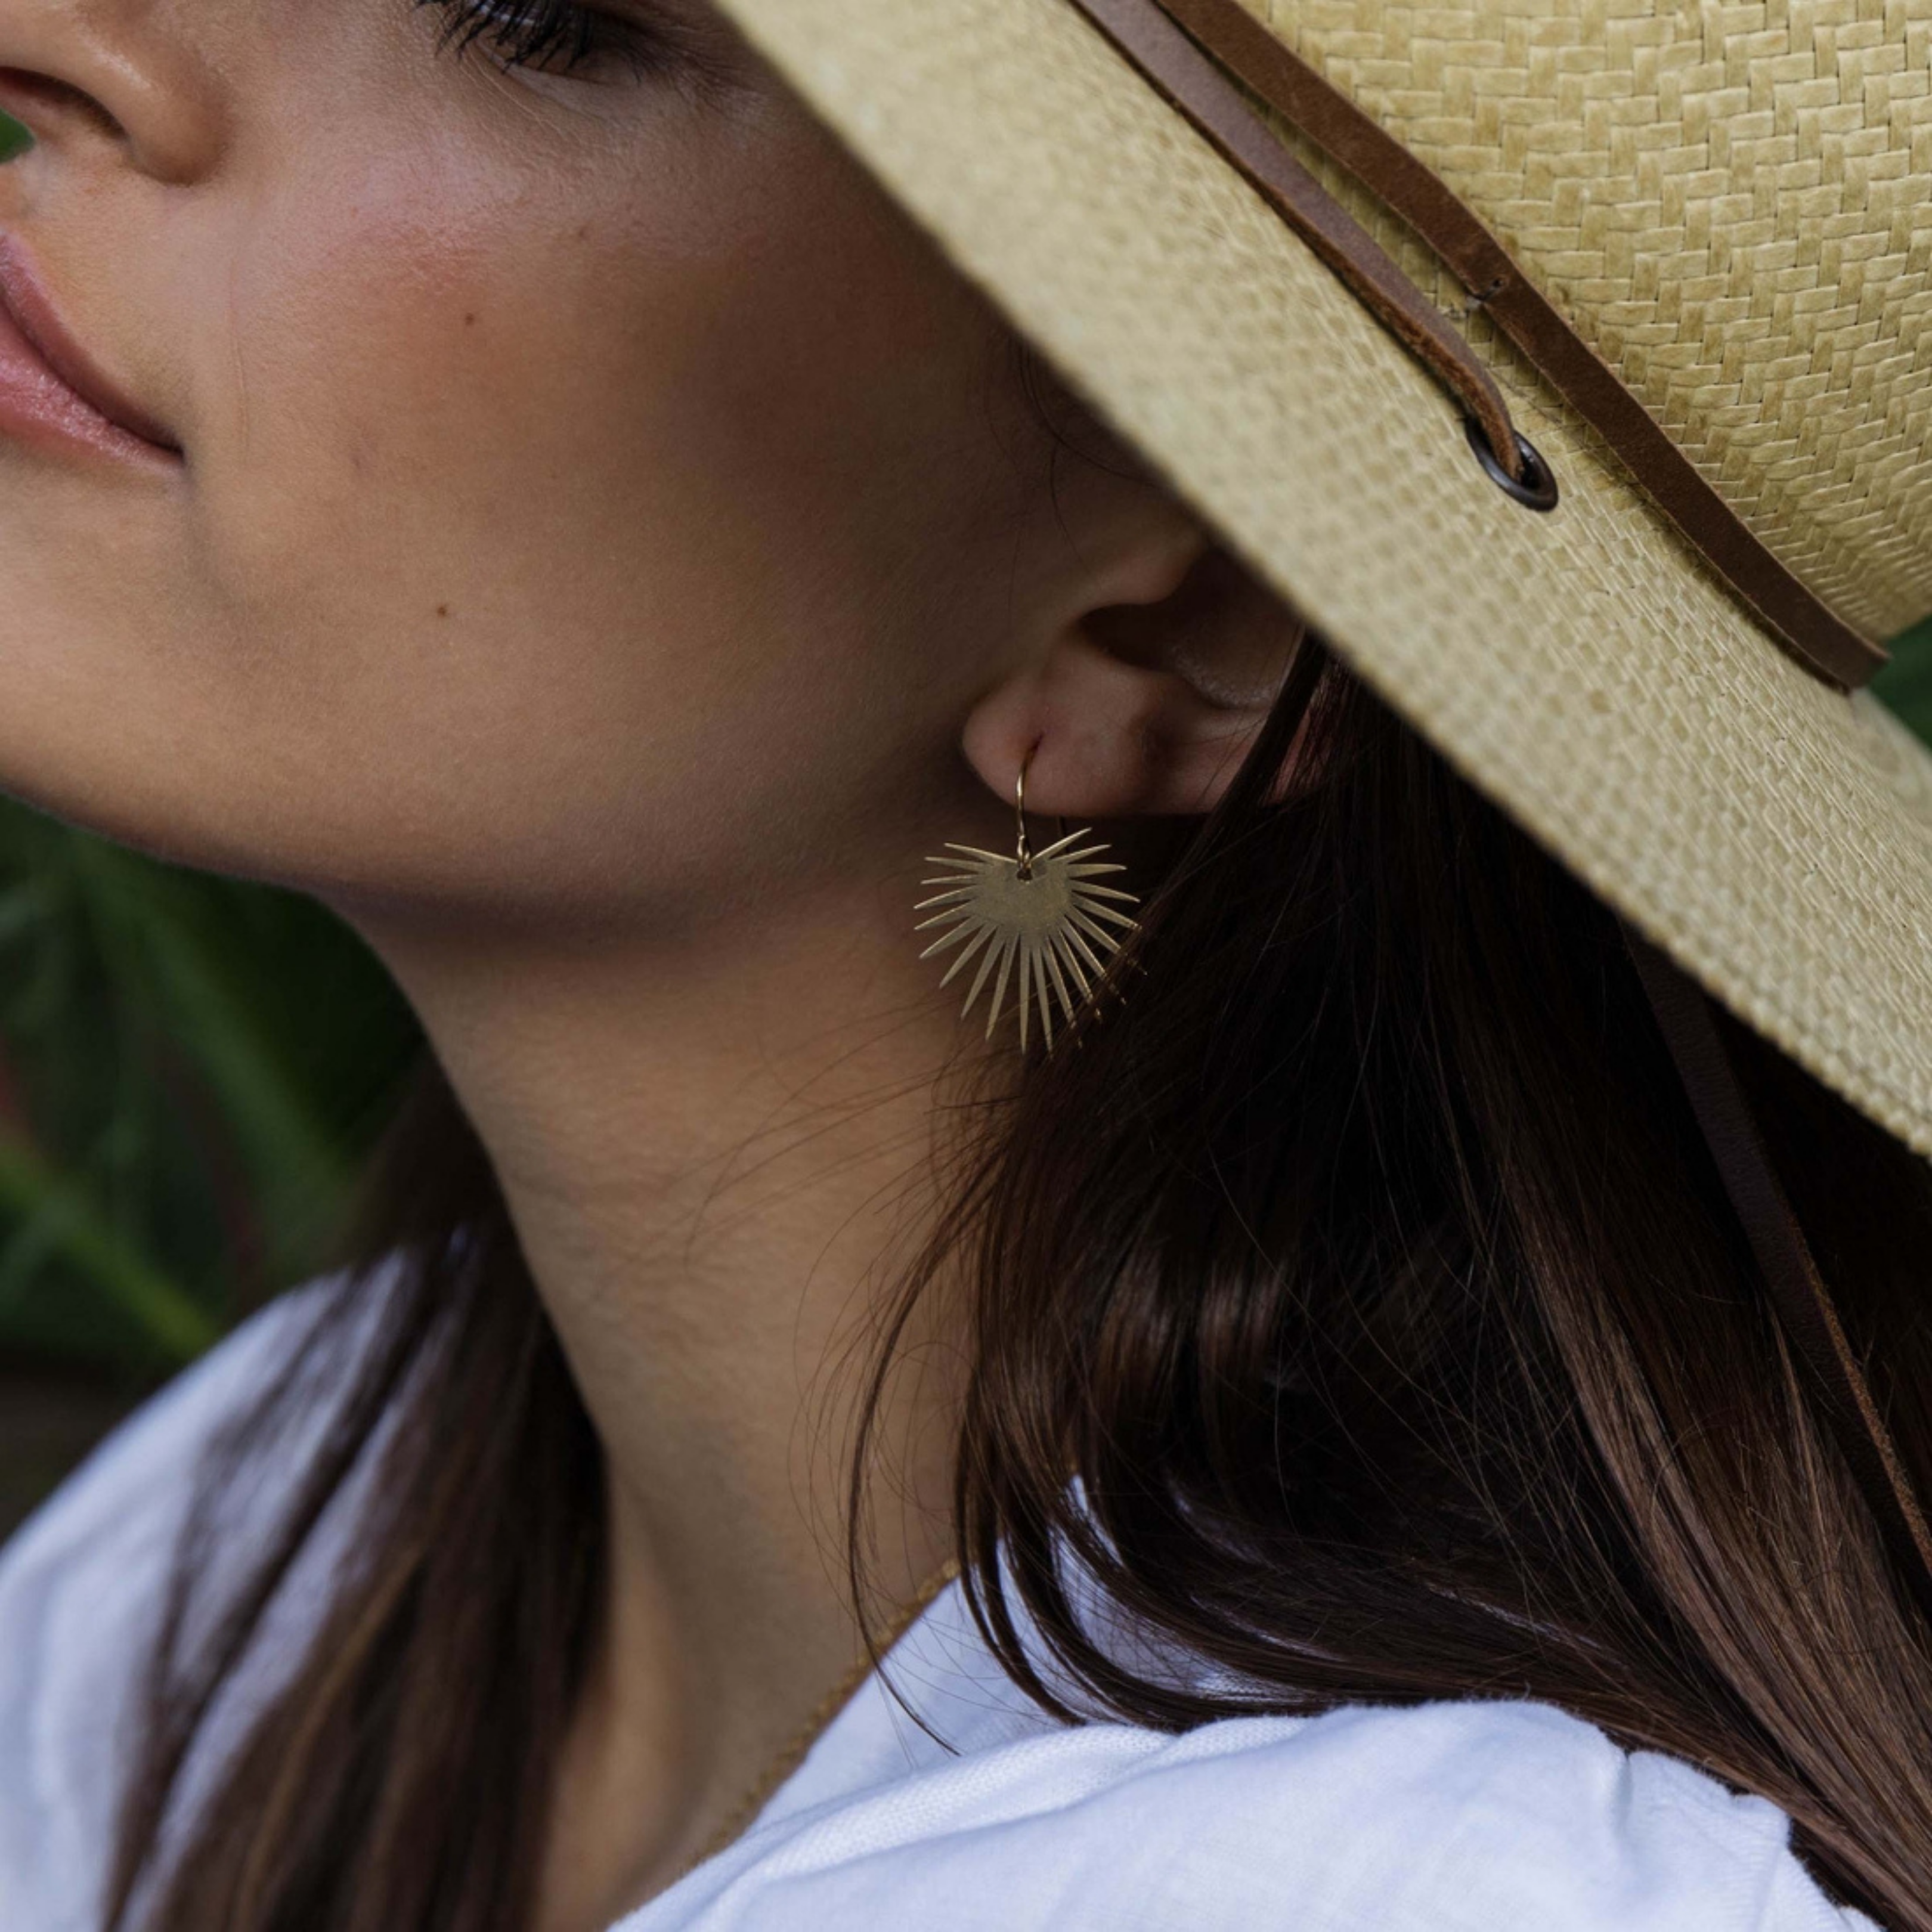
xmin=961 ymin=543 xmax=1306 ymax=820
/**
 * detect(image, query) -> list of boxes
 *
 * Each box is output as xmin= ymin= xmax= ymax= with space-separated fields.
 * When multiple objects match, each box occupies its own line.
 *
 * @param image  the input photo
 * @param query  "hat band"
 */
xmin=1065 ymin=0 xmax=1891 ymax=693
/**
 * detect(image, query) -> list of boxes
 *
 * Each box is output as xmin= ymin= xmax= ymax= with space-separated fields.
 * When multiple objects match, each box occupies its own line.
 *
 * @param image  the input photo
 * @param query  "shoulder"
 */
xmin=0 ymin=1271 xmax=367 ymax=1932
xmin=658 ymin=1698 xmax=1876 ymax=1932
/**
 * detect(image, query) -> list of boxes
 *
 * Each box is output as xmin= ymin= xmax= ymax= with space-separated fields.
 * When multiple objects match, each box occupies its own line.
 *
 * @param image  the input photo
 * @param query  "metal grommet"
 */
xmin=1464 ymin=416 xmax=1560 ymax=512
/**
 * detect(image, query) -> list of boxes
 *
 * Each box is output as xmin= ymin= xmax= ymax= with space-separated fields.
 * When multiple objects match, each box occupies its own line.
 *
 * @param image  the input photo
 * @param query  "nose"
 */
xmin=0 ymin=0 xmax=225 ymax=185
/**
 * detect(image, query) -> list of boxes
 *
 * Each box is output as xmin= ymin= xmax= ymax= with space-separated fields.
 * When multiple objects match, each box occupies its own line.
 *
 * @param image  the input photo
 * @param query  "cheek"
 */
xmin=168 ymin=114 xmax=1020 ymax=914
xmin=0 ymin=45 xmax=1035 ymax=921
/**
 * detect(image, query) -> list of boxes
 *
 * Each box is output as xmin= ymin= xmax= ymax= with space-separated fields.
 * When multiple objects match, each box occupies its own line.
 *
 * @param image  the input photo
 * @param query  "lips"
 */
xmin=0 ymin=233 xmax=178 ymax=455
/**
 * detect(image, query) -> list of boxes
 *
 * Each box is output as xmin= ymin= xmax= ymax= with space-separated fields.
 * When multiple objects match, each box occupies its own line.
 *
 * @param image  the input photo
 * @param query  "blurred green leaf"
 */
xmin=0 ymin=797 xmax=419 ymax=1386
xmin=0 ymin=1132 xmax=220 ymax=1363
xmin=1874 ymin=614 xmax=1932 ymax=744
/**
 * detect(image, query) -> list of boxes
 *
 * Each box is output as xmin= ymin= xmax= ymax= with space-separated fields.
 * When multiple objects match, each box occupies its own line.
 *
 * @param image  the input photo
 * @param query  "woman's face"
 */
xmin=0 ymin=0 xmax=1170 ymax=936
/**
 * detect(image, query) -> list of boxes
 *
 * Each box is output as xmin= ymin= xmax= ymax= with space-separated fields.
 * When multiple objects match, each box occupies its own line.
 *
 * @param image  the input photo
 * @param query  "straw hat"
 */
xmin=705 ymin=0 xmax=1932 ymax=1162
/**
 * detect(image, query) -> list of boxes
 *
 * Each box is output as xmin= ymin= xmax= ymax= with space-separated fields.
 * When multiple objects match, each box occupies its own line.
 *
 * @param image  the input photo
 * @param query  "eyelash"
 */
xmin=415 ymin=0 xmax=668 ymax=80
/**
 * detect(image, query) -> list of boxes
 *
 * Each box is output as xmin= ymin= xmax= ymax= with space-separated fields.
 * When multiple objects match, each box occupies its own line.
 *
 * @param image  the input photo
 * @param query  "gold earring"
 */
xmin=917 ymin=744 xmax=1140 ymax=1051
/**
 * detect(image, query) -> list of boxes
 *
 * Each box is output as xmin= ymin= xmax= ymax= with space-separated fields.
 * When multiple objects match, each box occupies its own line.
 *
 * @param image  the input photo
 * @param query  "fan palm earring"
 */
xmin=917 ymin=744 xmax=1140 ymax=1051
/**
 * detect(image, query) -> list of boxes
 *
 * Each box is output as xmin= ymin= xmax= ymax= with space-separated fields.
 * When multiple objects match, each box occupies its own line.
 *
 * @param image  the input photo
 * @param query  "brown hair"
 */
xmin=106 ymin=493 xmax=1932 ymax=1930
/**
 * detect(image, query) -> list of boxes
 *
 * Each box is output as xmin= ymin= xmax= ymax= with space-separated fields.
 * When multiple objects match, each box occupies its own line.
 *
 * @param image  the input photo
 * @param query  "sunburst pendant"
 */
xmin=916 ymin=826 xmax=1140 ymax=1051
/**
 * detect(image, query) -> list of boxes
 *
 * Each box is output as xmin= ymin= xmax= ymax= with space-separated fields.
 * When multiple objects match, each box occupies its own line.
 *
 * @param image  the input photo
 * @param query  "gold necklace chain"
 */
xmin=676 ymin=1557 xmax=962 ymax=1883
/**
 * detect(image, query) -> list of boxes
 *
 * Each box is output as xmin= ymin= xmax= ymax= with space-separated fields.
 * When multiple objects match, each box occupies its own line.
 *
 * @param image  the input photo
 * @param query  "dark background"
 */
xmin=4 ymin=617 xmax=1931 ymax=1538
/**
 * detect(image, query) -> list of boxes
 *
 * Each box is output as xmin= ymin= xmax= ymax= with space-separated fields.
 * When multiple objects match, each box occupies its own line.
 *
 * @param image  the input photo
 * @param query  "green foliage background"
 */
xmin=1 ymin=617 xmax=1930 ymax=1525
xmin=0 ymin=815 xmax=419 ymax=1408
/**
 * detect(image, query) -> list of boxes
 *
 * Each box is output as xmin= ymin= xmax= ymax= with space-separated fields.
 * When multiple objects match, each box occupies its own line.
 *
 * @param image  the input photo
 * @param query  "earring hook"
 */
xmin=1015 ymin=740 xmax=1041 ymax=879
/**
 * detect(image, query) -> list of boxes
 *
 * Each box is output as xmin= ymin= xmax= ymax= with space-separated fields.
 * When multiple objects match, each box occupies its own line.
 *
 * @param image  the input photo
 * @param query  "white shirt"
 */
xmin=0 ymin=1283 xmax=1883 ymax=1931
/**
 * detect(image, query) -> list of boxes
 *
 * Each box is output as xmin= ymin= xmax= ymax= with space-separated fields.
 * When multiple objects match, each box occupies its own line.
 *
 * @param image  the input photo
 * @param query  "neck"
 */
xmin=342 ymin=868 xmax=987 ymax=1924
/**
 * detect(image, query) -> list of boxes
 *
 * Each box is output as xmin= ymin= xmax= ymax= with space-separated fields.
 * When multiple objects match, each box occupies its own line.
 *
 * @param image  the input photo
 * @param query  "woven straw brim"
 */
xmin=707 ymin=0 xmax=1932 ymax=1161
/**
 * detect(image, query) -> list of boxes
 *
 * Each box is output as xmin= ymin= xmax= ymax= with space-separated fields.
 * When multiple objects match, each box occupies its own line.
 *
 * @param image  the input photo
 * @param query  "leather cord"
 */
xmin=1066 ymin=0 xmax=1527 ymax=485
xmin=1063 ymin=0 xmax=1890 ymax=692
xmin=1621 ymin=920 xmax=1932 ymax=1623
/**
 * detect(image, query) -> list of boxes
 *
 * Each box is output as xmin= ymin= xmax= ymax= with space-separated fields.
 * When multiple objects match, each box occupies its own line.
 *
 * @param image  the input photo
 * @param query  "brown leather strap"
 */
xmin=1064 ymin=0 xmax=1889 ymax=692
xmin=1622 ymin=921 xmax=1932 ymax=1619
xmin=1062 ymin=0 xmax=1526 ymax=485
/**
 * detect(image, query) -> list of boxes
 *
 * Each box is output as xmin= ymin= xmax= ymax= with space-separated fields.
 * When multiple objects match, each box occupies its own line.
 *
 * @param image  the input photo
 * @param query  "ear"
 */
xmin=961 ymin=532 xmax=1308 ymax=819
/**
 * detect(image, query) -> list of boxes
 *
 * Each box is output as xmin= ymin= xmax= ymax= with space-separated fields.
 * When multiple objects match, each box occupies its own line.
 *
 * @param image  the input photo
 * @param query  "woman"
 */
xmin=1 ymin=0 xmax=1928 ymax=1926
